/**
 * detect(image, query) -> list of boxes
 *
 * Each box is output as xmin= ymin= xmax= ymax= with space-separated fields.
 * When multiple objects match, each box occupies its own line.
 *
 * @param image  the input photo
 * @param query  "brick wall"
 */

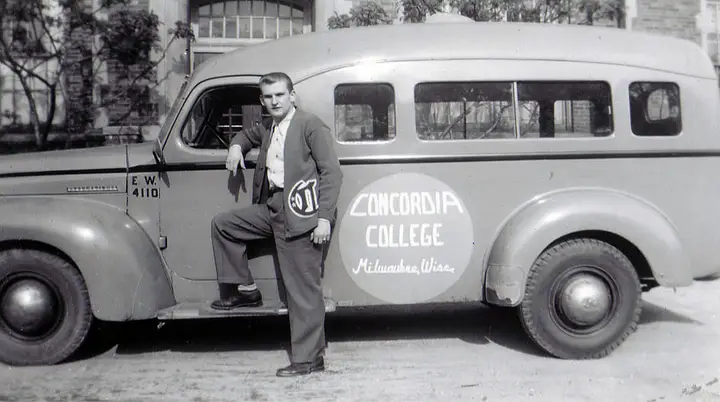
xmin=63 ymin=0 xmax=95 ymax=135
xmin=571 ymin=102 xmax=591 ymax=133
xmin=631 ymin=0 xmax=702 ymax=45
xmin=104 ymin=0 xmax=157 ymax=129
xmin=62 ymin=0 xmax=156 ymax=139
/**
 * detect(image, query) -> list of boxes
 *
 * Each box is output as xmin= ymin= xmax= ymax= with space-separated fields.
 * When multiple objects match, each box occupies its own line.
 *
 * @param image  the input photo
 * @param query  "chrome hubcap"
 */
xmin=1 ymin=278 xmax=60 ymax=338
xmin=558 ymin=273 xmax=612 ymax=327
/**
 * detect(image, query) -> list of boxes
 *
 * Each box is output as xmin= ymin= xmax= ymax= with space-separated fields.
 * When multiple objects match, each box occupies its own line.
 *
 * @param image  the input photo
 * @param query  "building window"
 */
xmin=0 ymin=16 xmax=64 ymax=133
xmin=629 ymin=82 xmax=681 ymax=137
xmin=0 ymin=62 xmax=64 ymax=131
xmin=707 ymin=1 xmax=720 ymax=65
xmin=193 ymin=0 xmax=306 ymax=40
xmin=334 ymin=83 xmax=396 ymax=142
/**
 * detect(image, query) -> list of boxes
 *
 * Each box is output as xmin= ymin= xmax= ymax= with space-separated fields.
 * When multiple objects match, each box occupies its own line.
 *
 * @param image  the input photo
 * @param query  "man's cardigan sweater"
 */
xmin=230 ymin=108 xmax=343 ymax=239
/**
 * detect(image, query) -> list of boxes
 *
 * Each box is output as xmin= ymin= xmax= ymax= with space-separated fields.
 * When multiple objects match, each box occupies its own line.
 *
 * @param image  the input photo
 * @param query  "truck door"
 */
xmin=156 ymin=76 xmax=277 ymax=288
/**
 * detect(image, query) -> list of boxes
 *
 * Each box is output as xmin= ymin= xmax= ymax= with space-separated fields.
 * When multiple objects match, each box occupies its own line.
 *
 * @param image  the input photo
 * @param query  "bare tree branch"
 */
xmin=0 ymin=0 xmax=194 ymax=151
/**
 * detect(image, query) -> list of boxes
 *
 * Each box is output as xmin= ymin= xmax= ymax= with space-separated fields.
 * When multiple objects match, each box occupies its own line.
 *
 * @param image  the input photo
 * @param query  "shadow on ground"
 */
xmin=68 ymin=298 xmax=700 ymax=364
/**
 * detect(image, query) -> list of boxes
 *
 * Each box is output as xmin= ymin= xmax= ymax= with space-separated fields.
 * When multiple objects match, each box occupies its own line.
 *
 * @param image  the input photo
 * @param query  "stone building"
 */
xmin=1 ymin=0 xmax=720 ymax=143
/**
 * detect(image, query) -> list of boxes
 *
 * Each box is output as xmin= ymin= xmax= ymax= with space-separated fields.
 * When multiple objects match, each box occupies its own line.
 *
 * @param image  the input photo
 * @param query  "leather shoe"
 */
xmin=276 ymin=357 xmax=325 ymax=377
xmin=210 ymin=289 xmax=262 ymax=310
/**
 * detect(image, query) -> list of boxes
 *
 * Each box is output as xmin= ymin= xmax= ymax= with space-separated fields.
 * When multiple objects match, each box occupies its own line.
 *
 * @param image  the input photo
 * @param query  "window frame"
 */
xmin=0 ymin=60 xmax=64 ymax=131
xmin=332 ymin=82 xmax=398 ymax=145
xmin=628 ymin=81 xmax=682 ymax=137
xmin=413 ymin=79 xmax=615 ymax=142
xmin=177 ymin=83 xmax=269 ymax=151
xmin=190 ymin=0 xmax=311 ymax=42
xmin=515 ymin=80 xmax=615 ymax=139
xmin=414 ymin=80 xmax=516 ymax=142
xmin=704 ymin=0 xmax=720 ymax=69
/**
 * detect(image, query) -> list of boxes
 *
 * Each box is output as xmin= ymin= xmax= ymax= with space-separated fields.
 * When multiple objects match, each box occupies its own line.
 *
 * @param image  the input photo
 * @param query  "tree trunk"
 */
xmin=46 ymin=85 xmax=57 ymax=147
xmin=18 ymin=77 xmax=46 ymax=150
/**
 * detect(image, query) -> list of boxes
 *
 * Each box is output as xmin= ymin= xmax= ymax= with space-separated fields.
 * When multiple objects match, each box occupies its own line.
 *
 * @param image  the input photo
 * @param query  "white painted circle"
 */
xmin=338 ymin=173 xmax=474 ymax=304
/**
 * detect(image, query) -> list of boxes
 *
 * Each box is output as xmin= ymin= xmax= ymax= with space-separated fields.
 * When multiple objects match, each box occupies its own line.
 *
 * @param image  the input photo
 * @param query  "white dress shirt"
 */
xmin=266 ymin=106 xmax=295 ymax=189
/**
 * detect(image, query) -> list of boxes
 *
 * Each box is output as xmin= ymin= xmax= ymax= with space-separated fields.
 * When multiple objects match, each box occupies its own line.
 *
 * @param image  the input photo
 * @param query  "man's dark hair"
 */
xmin=259 ymin=72 xmax=294 ymax=91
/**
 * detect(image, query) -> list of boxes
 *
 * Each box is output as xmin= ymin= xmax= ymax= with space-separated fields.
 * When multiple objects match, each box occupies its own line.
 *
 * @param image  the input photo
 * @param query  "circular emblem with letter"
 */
xmin=338 ymin=173 xmax=474 ymax=304
xmin=288 ymin=179 xmax=319 ymax=218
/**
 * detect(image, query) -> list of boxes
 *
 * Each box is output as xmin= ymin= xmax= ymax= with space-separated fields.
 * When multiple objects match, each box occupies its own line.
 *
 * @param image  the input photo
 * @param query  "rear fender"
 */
xmin=483 ymin=188 xmax=689 ymax=307
xmin=0 ymin=196 xmax=174 ymax=321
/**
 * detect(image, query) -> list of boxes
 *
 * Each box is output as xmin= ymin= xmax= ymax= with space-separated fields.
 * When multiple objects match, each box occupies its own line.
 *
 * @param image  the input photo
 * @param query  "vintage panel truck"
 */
xmin=1 ymin=20 xmax=719 ymax=366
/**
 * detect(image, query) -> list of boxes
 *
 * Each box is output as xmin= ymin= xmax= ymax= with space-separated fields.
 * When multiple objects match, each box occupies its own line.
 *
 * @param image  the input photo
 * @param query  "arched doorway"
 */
xmin=189 ymin=0 xmax=313 ymax=71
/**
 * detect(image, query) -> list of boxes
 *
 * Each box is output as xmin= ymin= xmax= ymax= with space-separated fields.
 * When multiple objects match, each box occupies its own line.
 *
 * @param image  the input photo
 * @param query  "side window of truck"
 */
xmin=181 ymin=84 xmax=267 ymax=149
xmin=414 ymin=80 xmax=613 ymax=140
xmin=334 ymin=83 xmax=396 ymax=142
xmin=629 ymin=82 xmax=682 ymax=136
xmin=415 ymin=81 xmax=516 ymax=140
xmin=516 ymin=81 xmax=613 ymax=138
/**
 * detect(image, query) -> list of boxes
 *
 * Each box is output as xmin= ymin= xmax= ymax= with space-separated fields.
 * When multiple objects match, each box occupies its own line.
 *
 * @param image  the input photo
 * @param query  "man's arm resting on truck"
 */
xmin=226 ymin=123 xmax=267 ymax=174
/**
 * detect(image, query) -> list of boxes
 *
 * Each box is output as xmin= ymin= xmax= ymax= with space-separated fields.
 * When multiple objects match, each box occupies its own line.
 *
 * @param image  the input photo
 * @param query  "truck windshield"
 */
xmin=157 ymin=78 xmax=190 ymax=145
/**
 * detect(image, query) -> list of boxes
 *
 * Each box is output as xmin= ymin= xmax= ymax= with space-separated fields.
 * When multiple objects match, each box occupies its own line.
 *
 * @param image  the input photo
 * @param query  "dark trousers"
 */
xmin=210 ymin=190 xmax=326 ymax=363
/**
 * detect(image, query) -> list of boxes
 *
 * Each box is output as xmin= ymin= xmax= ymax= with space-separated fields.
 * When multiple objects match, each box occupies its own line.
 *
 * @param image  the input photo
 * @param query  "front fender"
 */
xmin=484 ymin=187 xmax=689 ymax=307
xmin=0 ymin=196 xmax=175 ymax=321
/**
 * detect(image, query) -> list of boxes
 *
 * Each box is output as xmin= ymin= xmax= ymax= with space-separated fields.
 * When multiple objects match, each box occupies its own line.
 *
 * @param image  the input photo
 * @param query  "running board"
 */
xmin=157 ymin=298 xmax=337 ymax=320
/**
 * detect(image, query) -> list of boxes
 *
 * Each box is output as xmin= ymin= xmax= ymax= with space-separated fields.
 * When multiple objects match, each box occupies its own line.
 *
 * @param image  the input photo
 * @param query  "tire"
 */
xmin=0 ymin=248 xmax=93 ymax=366
xmin=518 ymin=238 xmax=642 ymax=359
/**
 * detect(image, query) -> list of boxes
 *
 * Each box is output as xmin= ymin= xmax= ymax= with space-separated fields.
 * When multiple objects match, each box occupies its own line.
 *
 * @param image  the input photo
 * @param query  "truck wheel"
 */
xmin=0 ymin=248 xmax=92 ymax=366
xmin=518 ymin=238 xmax=642 ymax=359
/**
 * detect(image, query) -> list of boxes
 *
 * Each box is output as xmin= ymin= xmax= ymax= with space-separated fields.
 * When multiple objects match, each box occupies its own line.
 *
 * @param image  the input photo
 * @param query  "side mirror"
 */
xmin=152 ymin=139 xmax=165 ymax=164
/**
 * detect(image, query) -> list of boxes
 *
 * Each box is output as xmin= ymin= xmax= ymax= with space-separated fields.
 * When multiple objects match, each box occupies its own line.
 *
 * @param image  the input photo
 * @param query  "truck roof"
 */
xmin=189 ymin=20 xmax=718 ymax=84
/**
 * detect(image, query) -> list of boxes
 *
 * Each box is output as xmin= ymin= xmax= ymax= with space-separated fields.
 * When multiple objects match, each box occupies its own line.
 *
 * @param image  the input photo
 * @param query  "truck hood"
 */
xmin=0 ymin=144 xmax=128 ymax=178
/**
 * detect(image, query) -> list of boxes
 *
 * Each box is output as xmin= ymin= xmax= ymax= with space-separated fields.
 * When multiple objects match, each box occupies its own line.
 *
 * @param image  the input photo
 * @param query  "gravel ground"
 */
xmin=1 ymin=278 xmax=719 ymax=402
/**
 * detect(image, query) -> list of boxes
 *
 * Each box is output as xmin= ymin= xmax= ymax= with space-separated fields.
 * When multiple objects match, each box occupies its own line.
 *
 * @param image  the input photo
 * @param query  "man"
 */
xmin=209 ymin=72 xmax=343 ymax=377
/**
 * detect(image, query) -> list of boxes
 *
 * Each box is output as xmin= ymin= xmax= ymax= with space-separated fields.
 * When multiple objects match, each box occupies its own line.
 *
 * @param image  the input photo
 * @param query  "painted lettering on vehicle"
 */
xmin=338 ymin=173 xmax=474 ymax=304
xmin=349 ymin=191 xmax=463 ymax=250
xmin=130 ymin=175 xmax=159 ymax=198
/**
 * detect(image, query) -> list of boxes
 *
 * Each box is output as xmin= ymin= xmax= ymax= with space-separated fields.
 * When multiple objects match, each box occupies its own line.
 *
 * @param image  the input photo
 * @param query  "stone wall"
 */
xmin=104 ymin=0 xmax=158 ymax=129
xmin=631 ymin=0 xmax=702 ymax=45
xmin=63 ymin=0 xmax=95 ymax=136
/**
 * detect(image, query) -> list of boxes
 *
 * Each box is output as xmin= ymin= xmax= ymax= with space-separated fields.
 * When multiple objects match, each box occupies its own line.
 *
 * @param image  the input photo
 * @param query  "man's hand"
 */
xmin=225 ymin=144 xmax=245 ymax=176
xmin=310 ymin=218 xmax=331 ymax=244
